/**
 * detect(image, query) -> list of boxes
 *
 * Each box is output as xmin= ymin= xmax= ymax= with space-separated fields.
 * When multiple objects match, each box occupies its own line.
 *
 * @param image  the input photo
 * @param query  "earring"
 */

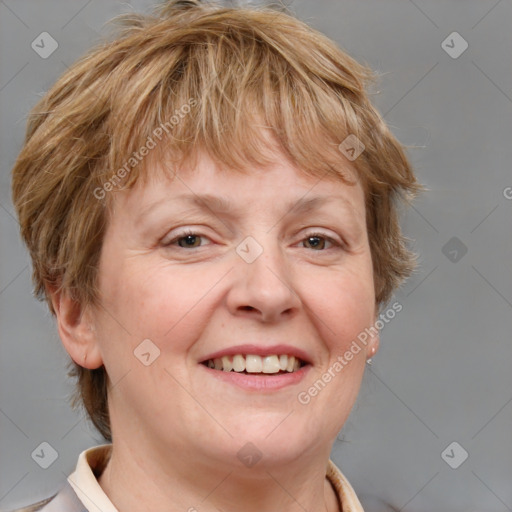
xmin=366 ymin=346 xmax=376 ymax=365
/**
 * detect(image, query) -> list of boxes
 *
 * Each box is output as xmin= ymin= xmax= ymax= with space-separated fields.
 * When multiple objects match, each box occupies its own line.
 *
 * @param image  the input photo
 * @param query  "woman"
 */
xmin=10 ymin=1 xmax=421 ymax=510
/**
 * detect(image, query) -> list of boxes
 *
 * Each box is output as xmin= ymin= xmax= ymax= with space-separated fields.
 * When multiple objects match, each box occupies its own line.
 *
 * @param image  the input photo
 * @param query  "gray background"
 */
xmin=1 ymin=1 xmax=511 ymax=511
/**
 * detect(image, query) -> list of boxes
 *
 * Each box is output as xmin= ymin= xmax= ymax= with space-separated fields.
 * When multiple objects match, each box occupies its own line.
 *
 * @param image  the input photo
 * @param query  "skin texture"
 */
xmin=51 ymin=148 xmax=379 ymax=512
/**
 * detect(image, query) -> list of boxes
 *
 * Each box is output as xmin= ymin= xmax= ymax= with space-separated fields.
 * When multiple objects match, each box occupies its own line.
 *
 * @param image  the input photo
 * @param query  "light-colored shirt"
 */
xmin=14 ymin=444 xmax=365 ymax=512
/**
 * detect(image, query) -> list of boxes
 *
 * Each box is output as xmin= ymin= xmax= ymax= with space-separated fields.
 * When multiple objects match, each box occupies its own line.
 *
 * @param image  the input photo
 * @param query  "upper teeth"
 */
xmin=205 ymin=354 xmax=302 ymax=373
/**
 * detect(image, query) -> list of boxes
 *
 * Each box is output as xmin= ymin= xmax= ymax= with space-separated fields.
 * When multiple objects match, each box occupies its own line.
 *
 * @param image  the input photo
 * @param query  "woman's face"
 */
xmin=88 ymin=149 xmax=378 ymax=468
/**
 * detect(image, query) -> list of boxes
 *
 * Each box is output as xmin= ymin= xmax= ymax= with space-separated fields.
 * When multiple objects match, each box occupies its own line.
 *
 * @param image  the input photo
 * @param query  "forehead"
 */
xmin=122 ymin=149 xmax=366 ymax=221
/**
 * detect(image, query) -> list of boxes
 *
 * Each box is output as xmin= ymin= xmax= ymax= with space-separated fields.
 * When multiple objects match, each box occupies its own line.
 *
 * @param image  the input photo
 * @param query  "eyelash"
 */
xmin=163 ymin=229 xmax=343 ymax=251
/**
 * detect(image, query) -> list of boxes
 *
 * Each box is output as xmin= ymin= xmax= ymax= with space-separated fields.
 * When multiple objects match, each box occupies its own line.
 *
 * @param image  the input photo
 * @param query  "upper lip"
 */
xmin=200 ymin=344 xmax=313 ymax=365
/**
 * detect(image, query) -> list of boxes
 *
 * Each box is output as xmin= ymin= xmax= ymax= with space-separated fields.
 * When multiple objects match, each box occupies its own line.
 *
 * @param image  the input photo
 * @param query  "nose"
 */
xmin=226 ymin=237 xmax=301 ymax=323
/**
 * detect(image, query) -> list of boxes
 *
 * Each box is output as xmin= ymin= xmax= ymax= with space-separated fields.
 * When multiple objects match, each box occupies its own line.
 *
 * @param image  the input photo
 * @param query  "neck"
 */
xmin=98 ymin=438 xmax=340 ymax=512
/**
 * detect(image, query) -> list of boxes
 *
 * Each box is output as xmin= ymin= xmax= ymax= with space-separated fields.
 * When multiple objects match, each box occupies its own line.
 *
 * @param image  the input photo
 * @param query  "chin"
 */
xmin=206 ymin=415 xmax=329 ymax=469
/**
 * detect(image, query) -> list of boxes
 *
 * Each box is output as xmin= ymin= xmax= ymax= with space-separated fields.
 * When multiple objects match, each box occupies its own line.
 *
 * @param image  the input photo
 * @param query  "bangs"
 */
xmin=94 ymin=7 xmax=375 ymax=201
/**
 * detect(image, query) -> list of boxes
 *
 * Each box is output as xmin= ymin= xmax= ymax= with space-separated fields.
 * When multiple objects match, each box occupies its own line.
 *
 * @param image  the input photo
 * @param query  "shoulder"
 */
xmin=6 ymin=494 xmax=57 ymax=512
xmin=5 ymin=444 xmax=110 ymax=512
xmin=6 ymin=480 xmax=86 ymax=512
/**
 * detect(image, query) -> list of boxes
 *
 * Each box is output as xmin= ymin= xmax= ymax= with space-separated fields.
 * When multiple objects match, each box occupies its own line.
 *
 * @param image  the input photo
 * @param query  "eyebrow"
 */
xmin=137 ymin=193 xmax=361 ymax=225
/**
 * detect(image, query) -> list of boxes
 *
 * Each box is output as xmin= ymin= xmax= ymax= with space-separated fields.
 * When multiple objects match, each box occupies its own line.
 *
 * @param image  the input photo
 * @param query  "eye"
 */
xmin=163 ymin=230 xmax=211 ymax=249
xmin=300 ymin=232 xmax=341 ymax=251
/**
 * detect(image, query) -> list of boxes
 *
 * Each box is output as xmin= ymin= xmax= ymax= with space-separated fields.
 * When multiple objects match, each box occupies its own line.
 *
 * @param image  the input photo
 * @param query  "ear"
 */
xmin=48 ymin=285 xmax=103 ymax=369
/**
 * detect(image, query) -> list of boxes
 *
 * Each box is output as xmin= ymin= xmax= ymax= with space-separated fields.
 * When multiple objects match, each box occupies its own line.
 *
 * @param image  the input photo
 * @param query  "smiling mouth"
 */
xmin=201 ymin=354 xmax=308 ymax=375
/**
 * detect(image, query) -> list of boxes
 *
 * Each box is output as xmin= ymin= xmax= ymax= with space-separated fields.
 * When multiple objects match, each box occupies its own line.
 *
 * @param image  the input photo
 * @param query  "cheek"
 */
xmin=300 ymin=267 xmax=374 ymax=430
xmin=308 ymin=262 xmax=376 ymax=352
xmin=98 ymin=260 xmax=215 ymax=353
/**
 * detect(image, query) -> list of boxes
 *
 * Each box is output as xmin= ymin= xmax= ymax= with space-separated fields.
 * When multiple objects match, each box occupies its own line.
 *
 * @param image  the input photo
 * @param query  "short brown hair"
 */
xmin=11 ymin=0 xmax=422 ymax=440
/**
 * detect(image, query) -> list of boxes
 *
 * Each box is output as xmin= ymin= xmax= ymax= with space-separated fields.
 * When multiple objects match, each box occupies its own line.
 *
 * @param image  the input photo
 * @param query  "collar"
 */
xmin=67 ymin=445 xmax=117 ymax=512
xmin=68 ymin=444 xmax=364 ymax=512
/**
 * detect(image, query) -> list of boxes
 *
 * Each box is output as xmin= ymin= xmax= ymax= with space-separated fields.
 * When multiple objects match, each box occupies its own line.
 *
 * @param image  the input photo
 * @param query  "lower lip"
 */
xmin=199 ymin=363 xmax=311 ymax=391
